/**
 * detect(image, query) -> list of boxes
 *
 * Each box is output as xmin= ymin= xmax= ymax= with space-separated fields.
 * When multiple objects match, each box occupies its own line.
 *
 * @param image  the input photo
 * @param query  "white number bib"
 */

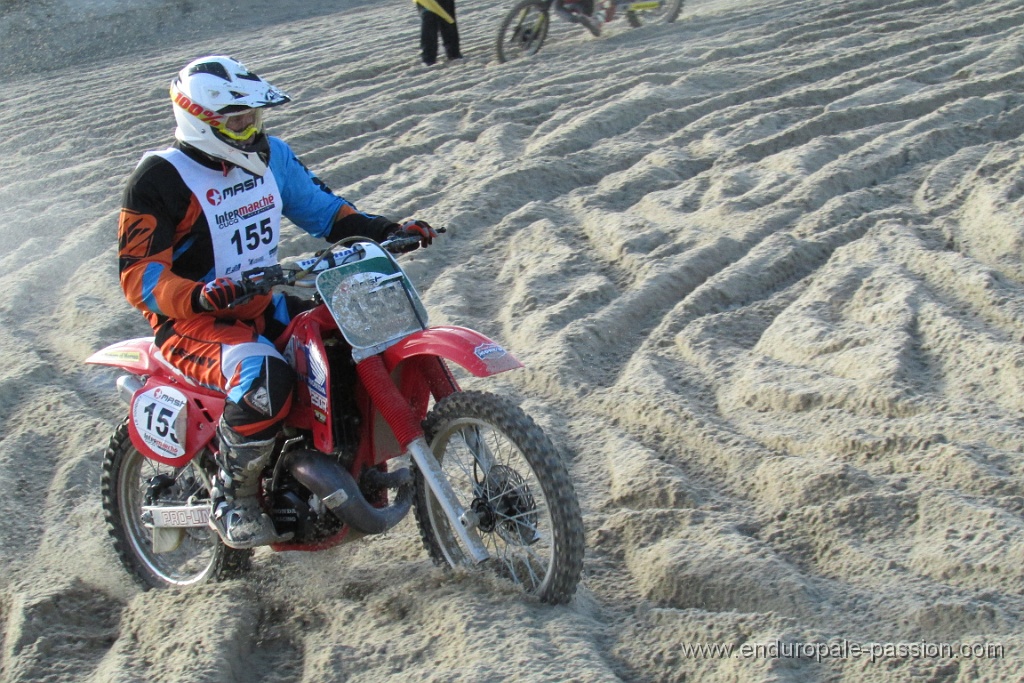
xmin=149 ymin=148 xmax=283 ymax=281
xmin=132 ymin=385 xmax=189 ymax=458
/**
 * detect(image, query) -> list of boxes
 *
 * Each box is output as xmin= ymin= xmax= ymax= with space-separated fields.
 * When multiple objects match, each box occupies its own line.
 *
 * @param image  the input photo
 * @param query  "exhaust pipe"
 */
xmin=116 ymin=375 xmax=144 ymax=405
xmin=286 ymin=449 xmax=413 ymax=535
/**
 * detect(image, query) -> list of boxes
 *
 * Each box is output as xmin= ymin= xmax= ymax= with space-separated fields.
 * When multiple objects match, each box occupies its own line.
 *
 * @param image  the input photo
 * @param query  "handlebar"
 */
xmin=234 ymin=231 xmax=442 ymax=300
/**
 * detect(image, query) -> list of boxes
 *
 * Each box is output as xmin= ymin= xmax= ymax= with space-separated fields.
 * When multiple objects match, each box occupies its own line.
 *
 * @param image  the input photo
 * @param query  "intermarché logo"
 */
xmin=681 ymin=640 xmax=1005 ymax=663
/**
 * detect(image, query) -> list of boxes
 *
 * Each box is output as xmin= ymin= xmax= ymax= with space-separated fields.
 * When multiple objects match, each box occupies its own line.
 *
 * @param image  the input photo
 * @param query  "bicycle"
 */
xmin=496 ymin=0 xmax=683 ymax=63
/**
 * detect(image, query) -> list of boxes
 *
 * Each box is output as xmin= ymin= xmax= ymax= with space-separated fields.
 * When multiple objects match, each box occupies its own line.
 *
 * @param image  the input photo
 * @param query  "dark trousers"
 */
xmin=420 ymin=0 xmax=461 ymax=65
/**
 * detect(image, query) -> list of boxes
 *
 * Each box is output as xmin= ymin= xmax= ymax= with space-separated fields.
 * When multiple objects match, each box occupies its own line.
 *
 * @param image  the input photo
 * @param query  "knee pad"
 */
xmin=224 ymin=355 xmax=296 ymax=434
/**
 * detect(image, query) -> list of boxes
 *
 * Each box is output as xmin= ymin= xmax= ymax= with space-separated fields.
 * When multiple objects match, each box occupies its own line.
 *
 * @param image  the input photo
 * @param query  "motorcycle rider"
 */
xmin=117 ymin=55 xmax=438 ymax=549
xmin=554 ymin=0 xmax=605 ymax=36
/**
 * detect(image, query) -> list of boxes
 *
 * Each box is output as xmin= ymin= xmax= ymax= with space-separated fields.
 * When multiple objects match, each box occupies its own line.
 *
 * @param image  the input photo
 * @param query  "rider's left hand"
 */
xmin=399 ymin=219 xmax=439 ymax=248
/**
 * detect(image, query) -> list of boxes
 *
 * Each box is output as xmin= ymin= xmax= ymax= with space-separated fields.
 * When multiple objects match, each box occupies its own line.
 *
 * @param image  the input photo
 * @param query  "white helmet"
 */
xmin=170 ymin=56 xmax=290 ymax=176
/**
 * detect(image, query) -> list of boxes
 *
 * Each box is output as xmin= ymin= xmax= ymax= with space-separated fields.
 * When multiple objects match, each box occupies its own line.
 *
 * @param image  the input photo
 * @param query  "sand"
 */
xmin=0 ymin=0 xmax=1022 ymax=680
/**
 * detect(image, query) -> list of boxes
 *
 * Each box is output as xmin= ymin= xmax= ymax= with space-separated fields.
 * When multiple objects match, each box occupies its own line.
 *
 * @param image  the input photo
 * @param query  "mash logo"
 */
xmin=151 ymin=386 xmax=187 ymax=409
xmin=206 ymin=176 xmax=265 ymax=206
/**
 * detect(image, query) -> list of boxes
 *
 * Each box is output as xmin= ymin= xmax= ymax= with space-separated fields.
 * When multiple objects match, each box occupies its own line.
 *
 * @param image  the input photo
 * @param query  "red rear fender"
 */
xmin=85 ymin=337 xmax=168 ymax=375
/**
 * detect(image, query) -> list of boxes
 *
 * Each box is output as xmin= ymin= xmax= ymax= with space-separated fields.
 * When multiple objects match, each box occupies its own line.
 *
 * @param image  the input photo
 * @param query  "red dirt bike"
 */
xmin=86 ymin=235 xmax=585 ymax=603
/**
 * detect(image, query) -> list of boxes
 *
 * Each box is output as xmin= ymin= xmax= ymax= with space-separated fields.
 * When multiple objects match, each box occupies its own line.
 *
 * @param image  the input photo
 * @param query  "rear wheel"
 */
xmin=101 ymin=419 xmax=251 ymax=589
xmin=626 ymin=0 xmax=683 ymax=27
xmin=413 ymin=391 xmax=584 ymax=603
xmin=496 ymin=0 xmax=551 ymax=63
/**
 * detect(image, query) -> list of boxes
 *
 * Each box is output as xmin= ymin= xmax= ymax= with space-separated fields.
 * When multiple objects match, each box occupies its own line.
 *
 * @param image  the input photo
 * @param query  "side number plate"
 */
xmin=132 ymin=385 xmax=189 ymax=458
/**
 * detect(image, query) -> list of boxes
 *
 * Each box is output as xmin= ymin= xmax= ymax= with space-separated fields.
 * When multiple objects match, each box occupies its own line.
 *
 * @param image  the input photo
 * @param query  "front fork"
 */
xmin=356 ymin=355 xmax=490 ymax=564
xmin=407 ymin=437 xmax=490 ymax=563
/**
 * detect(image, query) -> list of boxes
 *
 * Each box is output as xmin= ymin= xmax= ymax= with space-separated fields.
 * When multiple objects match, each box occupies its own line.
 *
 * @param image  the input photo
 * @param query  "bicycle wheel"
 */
xmin=625 ymin=0 xmax=682 ymax=27
xmin=497 ymin=0 xmax=551 ymax=63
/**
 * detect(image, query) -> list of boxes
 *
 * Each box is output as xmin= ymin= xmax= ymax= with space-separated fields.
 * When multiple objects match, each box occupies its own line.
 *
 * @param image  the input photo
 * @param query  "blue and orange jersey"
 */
xmin=118 ymin=137 xmax=395 ymax=333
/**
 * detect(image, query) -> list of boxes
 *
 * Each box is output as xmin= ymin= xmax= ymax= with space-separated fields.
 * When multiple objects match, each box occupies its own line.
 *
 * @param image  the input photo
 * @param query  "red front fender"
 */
xmin=382 ymin=326 xmax=523 ymax=376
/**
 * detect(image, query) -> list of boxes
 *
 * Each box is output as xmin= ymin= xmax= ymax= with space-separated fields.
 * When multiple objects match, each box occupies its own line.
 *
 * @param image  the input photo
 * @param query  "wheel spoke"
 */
xmin=460 ymin=426 xmax=499 ymax=474
xmin=520 ymin=549 xmax=545 ymax=588
xmin=498 ymin=537 xmax=544 ymax=590
xmin=491 ymin=537 xmax=518 ymax=582
xmin=114 ymin=441 xmax=222 ymax=586
xmin=484 ymin=478 xmax=536 ymax=503
xmin=497 ymin=505 xmax=548 ymax=525
xmin=444 ymin=430 xmax=489 ymax=480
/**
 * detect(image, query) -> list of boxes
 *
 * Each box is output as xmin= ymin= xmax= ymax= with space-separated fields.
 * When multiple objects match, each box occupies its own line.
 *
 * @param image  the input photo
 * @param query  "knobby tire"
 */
xmin=101 ymin=418 xmax=250 ymax=590
xmin=412 ymin=391 xmax=585 ymax=604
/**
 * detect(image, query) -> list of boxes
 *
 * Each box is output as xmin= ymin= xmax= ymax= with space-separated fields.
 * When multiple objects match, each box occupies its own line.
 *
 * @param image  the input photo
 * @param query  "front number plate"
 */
xmin=145 ymin=505 xmax=210 ymax=528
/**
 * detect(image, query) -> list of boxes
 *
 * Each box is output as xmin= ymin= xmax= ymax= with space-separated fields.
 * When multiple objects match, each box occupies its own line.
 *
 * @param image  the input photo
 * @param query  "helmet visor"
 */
xmin=215 ymin=108 xmax=264 ymax=144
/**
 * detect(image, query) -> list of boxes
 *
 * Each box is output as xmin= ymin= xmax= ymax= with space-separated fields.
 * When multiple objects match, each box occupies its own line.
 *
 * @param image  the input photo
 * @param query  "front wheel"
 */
xmin=413 ymin=391 xmax=585 ymax=603
xmin=496 ymin=0 xmax=551 ymax=63
xmin=101 ymin=419 xmax=251 ymax=589
xmin=625 ymin=0 xmax=683 ymax=27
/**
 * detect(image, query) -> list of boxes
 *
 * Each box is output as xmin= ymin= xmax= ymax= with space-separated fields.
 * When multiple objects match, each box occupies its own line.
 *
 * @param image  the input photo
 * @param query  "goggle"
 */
xmin=215 ymin=108 xmax=264 ymax=142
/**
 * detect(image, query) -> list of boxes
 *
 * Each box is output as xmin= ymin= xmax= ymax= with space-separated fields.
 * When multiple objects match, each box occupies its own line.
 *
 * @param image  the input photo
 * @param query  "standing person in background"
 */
xmin=415 ymin=0 xmax=462 ymax=66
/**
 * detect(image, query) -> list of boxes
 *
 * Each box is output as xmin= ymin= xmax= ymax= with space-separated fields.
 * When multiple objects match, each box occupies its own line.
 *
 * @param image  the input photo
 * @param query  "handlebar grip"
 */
xmin=384 ymin=236 xmax=425 ymax=254
xmin=236 ymin=264 xmax=288 ymax=299
xmin=235 ymin=277 xmax=264 ymax=298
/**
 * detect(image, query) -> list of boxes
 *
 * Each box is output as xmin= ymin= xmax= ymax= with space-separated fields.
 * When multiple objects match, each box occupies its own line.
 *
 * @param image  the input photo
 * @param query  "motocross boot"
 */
xmin=209 ymin=422 xmax=292 ymax=549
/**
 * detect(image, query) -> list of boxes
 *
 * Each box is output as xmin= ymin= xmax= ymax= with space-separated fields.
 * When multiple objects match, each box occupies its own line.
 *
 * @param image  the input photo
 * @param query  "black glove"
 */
xmin=195 ymin=277 xmax=247 ymax=312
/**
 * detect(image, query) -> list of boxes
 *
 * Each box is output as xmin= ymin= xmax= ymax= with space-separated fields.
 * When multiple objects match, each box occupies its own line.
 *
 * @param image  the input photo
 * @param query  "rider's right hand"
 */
xmin=194 ymin=277 xmax=247 ymax=312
